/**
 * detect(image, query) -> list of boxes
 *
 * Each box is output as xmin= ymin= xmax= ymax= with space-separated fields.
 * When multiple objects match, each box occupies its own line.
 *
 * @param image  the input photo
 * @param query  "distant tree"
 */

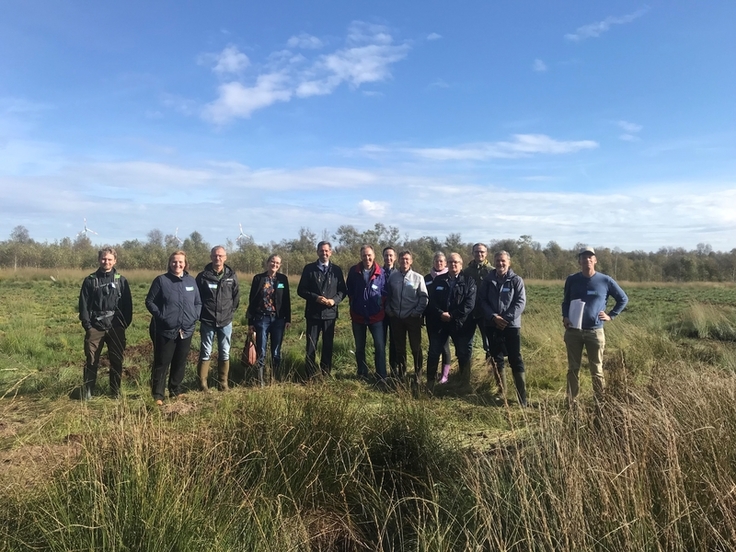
xmin=10 ymin=225 xmax=33 ymax=244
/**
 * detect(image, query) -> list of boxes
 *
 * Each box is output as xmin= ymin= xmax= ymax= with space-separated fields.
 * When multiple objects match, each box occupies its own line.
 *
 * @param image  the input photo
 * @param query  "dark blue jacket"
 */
xmin=146 ymin=271 xmax=202 ymax=339
xmin=297 ymin=262 xmax=347 ymax=321
xmin=246 ymin=272 xmax=291 ymax=324
xmin=346 ymin=262 xmax=386 ymax=325
xmin=196 ymin=263 xmax=240 ymax=328
xmin=425 ymin=272 xmax=476 ymax=333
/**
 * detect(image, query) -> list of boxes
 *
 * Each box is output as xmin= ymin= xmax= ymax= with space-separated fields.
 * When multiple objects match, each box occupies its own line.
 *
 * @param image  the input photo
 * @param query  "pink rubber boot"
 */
xmin=439 ymin=364 xmax=451 ymax=384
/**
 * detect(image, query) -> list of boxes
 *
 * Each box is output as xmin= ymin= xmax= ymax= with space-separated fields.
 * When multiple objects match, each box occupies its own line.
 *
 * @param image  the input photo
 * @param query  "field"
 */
xmin=1 ymin=269 xmax=736 ymax=550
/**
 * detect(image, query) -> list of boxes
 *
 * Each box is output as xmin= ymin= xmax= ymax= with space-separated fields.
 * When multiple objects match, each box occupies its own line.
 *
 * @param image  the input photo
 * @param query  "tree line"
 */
xmin=2 ymin=223 xmax=736 ymax=282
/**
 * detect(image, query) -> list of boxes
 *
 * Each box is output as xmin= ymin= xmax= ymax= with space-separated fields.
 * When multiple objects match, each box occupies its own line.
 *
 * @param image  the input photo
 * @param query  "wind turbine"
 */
xmin=77 ymin=218 xmax=98 ymax=238
xmin=237 ymin=223 xmax=251 ymax=245
xmin=174 ymin=228 xmax=183 ymax=247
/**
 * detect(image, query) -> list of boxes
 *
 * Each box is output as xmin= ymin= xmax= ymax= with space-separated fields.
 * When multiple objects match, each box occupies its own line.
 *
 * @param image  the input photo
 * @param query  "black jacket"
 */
xmin=78 ymin=268 xmax=133 ymax=331
xmin=246 ymin=272 xmax=291 ymax=324
xmin=425 ymin=272 xmax=477 ymax=333
xmin=146 ymin=271 xmax=202 ymax=339
xmin=196 ymin=263 xmax=240 ymax=328
xmin=297 ymin=262 xmax=347 ymax=320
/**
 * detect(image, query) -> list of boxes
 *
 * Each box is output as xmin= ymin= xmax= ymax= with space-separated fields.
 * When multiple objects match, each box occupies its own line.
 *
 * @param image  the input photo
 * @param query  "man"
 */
xmin=425 ymin=253 xmax=476 ymax=392
xmin=481 ymin=251 xmax=528 ymax=406
xmin=562 ymin=246 xmax=628 ymax=403
xmin=78 ymin=247 xmax=133 ymax=399
xmin=196 ymin=246 xmax=240 ymax=391
xmin=462 ymin=242 xmax=492 ymax=376
xmin=346 ymin=245 xmax=387 ymax=381
xmin=382 ymin=246 xmax=398 ymax=377
xmin=385 ymin=250 xmax=428 ymax=388
xmin=297 ymin=241 xmax=347 ymax=378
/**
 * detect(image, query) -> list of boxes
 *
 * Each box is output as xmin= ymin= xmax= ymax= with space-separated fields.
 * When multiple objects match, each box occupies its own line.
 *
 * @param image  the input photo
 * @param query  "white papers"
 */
xmin=568 ymin=299 xmax=585 ymax=330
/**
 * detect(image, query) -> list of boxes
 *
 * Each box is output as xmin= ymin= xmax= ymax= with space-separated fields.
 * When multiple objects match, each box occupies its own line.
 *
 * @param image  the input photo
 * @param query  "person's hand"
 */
xmin=598 ymin=311 xmax=611 ymax=322
xmin=440 ymin=312 xmax=452 ymax=322
xmin=493 ymin=315 xmax=508 ymax=329
xmin=248 ymin=325 xmax=255 ymax=334
xmin=563 ymin=317 xmax=572 ymax=329
xmin=285 ymin=322 xmax=291 ymax=330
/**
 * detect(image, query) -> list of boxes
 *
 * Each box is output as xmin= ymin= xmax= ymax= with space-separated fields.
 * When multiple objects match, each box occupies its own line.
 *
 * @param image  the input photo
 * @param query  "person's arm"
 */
xmin=413 ymin=275 xmax=429 ymax=316
xmin=479 ymin=277 xmax=498 ymax=321
xmin=145 ymin=277 xmax=163 ymax=322
xmin=450 ymin=278 xmax=476 ymax=322
xmin=333 ymin=267 xmax=347 ymax=306
xmin=297 ymin=266 xmax=319 ymax=303
xmin=120 ymin=276 xmax=133 ymax=328
xmin=607 ymin=278 xmax=628 ymax=319
xmin=78 ymin=279 xmax=92 ymax=330
xmin=503 ymin=276 xmax=526 ymax=323
xmin=282 ymin=275 xmax=292 ymax=325
xmin=561 ymin=275 xmax=573 ymax=328
xmin=232 ymin=272 xmax=240 ymax=312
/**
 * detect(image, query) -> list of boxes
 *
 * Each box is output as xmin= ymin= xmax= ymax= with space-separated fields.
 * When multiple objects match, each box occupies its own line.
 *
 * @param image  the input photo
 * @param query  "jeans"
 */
xmin=383 ymin=315 xmax=398 ymax=377
xmin=352 ymin=320 xmax=386 ymax=380
xmin=564 ymin=327 xmax=606 ymax=400
xmin=487 ymin=326 xmax=525 ymax=374
xmin=425 ymin=318 xmax=451 ymax=365
xmin=199 ymin=321 xmax=232 ymax=361
xmin=253 ymin=315 xmax=286 ymax=380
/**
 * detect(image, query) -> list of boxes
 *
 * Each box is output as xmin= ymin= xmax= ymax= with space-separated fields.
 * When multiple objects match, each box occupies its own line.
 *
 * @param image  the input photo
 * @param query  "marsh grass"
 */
xmin=3 ymin=278 xmax=736 ymax=550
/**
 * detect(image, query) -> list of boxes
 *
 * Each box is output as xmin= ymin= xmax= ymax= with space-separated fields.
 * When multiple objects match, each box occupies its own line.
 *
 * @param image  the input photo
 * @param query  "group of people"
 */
xmin=78 ymin=241 xmax=628 ymax=406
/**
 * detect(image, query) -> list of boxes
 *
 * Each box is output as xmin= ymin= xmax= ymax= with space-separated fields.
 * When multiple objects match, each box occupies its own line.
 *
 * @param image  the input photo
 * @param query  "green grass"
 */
xmin=2 ymin=273 xmax=736 ymax=550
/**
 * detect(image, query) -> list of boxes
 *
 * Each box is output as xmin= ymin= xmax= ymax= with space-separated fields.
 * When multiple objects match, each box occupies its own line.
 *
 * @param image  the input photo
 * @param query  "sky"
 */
xmin=1 ymin=0 xmax=735 ymax=252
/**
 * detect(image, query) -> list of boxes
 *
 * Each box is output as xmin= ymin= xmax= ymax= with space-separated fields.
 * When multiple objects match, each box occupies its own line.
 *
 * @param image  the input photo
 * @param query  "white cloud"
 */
xmin=359 ymin=199 xmax=389 ymax=217
xmin=405 ymin=134 xmax=599 ymax=161
xmin=427 ymin=33 xmax=442 ymax=41
xmin=565 ymin=7 xmax=650 ymax=41
xmin=202 ymin=22 xmax=410 ymax=122
xmin=287 ymin=33 xmax=324 ymax=49
xmin=617 ymin=120 xmax=643 ymax=133
xmin=532 ymin=59 xmax=548 ymax=72
xmin=198 ymin=45 xmax=250 ymax=75
xmin=202 ymin=73 xmax=292 ymax=123
xmin=619 ymin=134 xmax=640 ymax=142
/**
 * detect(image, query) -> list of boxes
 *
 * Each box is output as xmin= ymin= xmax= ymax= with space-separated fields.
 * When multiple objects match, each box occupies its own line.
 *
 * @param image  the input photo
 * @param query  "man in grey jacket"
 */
xmin=480 ymin=250 xmax=528 ymax=406
xmin=385 ymin=250 xmax=428 ymax=384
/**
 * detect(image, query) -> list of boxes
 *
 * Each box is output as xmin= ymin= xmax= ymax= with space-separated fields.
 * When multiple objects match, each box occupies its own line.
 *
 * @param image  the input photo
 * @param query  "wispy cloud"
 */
xmin=565 ymin=7 xmax=650 ymax=42
xmin=532 ymin=59 xmax=548 ymax=72
xmin=201 ymin=22 xmax=409 ymax=123
xmin=616 ymin=120 xmax=643 ymax=141
xmin=286 ymin=33 xmax=324 ymax=50
xmin=404 ymin=134 xmax=599 ymax=161
xmin=426 ymin=33 xmax=442 ymax=41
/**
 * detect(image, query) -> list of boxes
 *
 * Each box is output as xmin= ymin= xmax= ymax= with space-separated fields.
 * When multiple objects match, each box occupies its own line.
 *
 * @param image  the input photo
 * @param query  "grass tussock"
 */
xmin=2 ymin=372 xmax=736 ymax=551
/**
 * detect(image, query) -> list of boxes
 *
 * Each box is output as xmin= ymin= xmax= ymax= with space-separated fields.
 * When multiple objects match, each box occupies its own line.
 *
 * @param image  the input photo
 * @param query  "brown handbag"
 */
xmin=241 ymin=331 xmax=257 ymax=367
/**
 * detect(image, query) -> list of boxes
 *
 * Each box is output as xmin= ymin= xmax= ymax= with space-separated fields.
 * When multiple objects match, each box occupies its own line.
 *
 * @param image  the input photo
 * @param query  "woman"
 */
xmin=146 ymin=251 xmax=202 ymax=405
xmin=424 ymin=251 xmax=452 ymax=384
xmin=247 ymin=254 xmax=291 ymax=385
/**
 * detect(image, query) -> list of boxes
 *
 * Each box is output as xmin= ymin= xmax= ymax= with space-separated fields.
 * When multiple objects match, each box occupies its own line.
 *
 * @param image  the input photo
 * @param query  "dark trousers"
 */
xmin=390 ymin=316 xmax=423 ymax=380
xmin=305 ymin=318 xmax=336 ymax=377
xmin=488 ymin=326 xmax=525 ymax=374
xmin=352 ymin=320 xmax=386 ymax=380
xmin=84 ymin=325 xmax=126 ymax=394
xmin=426 ymin=325 xmax=474 ymax=383
xmin=151 ymin=333 xmax=192 ymax=400
xmin=383 ymin=315 xmax=398 ymax=377
xmin=470 ymin=317 xmax=491 ymax=358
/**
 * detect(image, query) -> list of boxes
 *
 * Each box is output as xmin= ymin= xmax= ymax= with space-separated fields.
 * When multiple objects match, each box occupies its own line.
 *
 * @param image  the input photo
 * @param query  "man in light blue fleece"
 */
xmin=562 ymin=246 xmax=628 ymax=403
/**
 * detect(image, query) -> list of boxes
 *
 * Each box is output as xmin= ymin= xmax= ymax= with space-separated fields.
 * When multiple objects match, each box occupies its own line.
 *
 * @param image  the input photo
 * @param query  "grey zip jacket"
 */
xmin=479 ymin=268 xmax=526 ymax=329
xmin=385 ymin=269 xmax=428 ymax=319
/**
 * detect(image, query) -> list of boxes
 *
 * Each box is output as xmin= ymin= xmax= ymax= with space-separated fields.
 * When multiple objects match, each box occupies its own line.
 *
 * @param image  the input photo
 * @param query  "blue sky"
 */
xmin=1 ymin=1 xmax=734 ymax=252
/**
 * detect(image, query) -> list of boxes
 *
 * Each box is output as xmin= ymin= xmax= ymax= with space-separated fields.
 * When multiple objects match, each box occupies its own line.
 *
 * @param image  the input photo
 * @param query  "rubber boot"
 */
xmin=273 ymin=358 xmax=282 ymax=382
xmin=82 ymin=366 xmax=96 ymax=401
xmin=491 ymin=362 xmax=506 ymax=402
xmin=458 ymin=359 xmax=472 ymax=388
xmin=512 ymin=371 xmax=527 ymax=407
xmin=198 ymin=360 xmax=211 ymax=391
xmin=218 ymin=359 xmax=230 ymax=391
xmin=257 ymin=363 xmax=265 ymax=388
xmin=439 ymin=364 xmax=451 ymax=384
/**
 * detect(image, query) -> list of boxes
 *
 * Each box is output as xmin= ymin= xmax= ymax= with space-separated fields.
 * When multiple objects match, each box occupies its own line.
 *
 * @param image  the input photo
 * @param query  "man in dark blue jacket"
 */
xmin=425 ymin=253 xmax=476 ymax=392
xmin=480 ymin=250 xmax=528 ymax=406
xmin=297 ymin=241 xmax=347 ymax=378
xmin=346 ymin=245 xmax=387 ymax=381
xmin=196 ymin=246 xmax=240 ymax=391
